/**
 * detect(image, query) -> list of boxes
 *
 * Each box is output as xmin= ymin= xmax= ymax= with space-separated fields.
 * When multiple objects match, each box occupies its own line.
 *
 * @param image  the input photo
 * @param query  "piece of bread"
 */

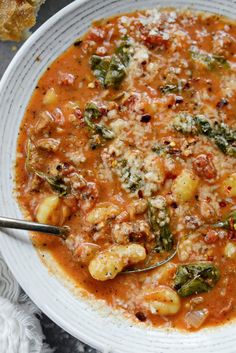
xmin=0 ymin=0 xmax=46 ymax=41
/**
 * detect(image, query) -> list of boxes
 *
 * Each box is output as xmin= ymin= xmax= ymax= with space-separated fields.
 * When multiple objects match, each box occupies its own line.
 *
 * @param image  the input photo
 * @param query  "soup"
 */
xmin=15 ymin=8 xmax=236 ymax=330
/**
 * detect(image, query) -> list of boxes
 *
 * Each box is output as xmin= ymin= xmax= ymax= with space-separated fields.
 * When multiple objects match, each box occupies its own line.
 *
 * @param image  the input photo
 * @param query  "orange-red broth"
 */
xmin=15 ymin=9 xmax=236 ymax=330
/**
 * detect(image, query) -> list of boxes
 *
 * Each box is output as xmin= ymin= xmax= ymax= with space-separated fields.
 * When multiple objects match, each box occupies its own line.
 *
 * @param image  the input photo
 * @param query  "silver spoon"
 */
xmin=0 ymin=216 xmax=70 ymax=240
xmin=0 ymin=216 xmax=176 ymax=273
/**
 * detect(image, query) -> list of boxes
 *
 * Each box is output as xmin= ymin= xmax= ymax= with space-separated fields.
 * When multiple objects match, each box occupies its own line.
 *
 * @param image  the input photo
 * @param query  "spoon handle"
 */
xmin=0 ymin=216 xmax=69 ymax=239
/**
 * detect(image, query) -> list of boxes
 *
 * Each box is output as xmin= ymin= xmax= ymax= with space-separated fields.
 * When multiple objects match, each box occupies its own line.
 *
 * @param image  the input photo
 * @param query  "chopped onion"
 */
xmin=185 ymin=309 xmax=209 ymax=329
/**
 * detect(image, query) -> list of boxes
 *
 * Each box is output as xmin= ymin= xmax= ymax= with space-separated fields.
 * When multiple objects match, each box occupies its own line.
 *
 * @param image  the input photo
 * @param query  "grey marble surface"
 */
xmin=0 ymin=1 xmax=96 ymax=352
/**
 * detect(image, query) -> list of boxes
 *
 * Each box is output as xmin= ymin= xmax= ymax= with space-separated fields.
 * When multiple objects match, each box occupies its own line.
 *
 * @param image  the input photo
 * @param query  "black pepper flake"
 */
xmin=140 ymin=114 xmax=151 ymax=123
xmin=184 ymin=82 xmax=191 ymax=89
xmin=135 ymin=312 xmax=146 ymax=322
xmin=175 ymin=96 xmax=183 ymax=104
xmin=56 ymin=164 xmax=62 ymax=171
xmin=74 ymin=40 xmax=83 ymax=47
xmin=216 ymin=98 xmax=229 ymax=109
xmin=171 ymin=202 xmax=178 ymax=209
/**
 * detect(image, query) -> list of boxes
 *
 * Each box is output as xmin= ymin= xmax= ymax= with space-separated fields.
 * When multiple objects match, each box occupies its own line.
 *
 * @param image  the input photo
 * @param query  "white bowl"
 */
xmin=1 ymin=1 xmax=236 ymax=352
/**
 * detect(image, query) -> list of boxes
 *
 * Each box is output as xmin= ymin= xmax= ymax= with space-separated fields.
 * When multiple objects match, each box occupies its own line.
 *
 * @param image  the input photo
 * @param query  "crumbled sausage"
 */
xmin=36 ymin=138 xmax=60 ymax=152
xmin=112 ymin=220 xmax=152 ymax=244
xmin=34 ymin=111 xmax=54 ymax=134
xmin=192 ymin=154 xmax=217 ymax=180
xmin=58 ymin=71 xmax=75 ymax=86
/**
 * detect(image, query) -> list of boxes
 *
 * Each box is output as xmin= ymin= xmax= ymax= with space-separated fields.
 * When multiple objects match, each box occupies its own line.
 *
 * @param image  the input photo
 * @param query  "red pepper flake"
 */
xmin=219 ymin=201 xmax=227 ymax=208
xmin=100 ymin=107 xmax=108 ymax=116
xmin=138 ymin=190 xmax=143 ymax=198
xmin=228 ymin=229 xmax=236 ymax=240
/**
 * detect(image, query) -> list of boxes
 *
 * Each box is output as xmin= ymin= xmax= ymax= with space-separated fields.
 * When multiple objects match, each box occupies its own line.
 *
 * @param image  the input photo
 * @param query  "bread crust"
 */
xmin=0 ymin=0 xmax=45 ymax=41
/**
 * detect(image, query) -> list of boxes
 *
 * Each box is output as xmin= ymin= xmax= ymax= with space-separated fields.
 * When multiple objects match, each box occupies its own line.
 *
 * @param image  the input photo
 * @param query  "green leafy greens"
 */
xmin=117 ymin=159 xmax=143 ymax=193
xmin=212 ymin=210 xmax=236 ymax=230
xmin=174 ymin=263 xmax=220 ymax=297
xmin=84 ymin=102 xmax=115 ymax=141
xmin=152 ymin=142 xmax=180 ymax=156
xmin=89 ymin=37 xmax=132 ymax=89
xmin=148 ymin=196 xmax=173 ymax=252
xmin=190 ymin=48 xmax=230 ymax=70
xmin=34 ymin=171 xmax=68 ymax=196
xmin=26 ymin=140 xmax=69 ymax=196
xmin=160 ymin=84 xmax=180 ymax=94
xmin=173 ymin=112 xmax=236 ymax=157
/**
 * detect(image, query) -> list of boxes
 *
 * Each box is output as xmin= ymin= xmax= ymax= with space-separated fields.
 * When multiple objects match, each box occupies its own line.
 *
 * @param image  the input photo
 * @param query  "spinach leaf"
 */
xmin=84 ymin=103 xmax=115 ymax=140
xmin=90 ymin=54 xmax=126 ymax=88
xmin=35 ymin=171 xmax=69 ymax=196
xmin=174 ymin=263 xmax=220 ymax=297
xmin=212 ymin=210 xmax=236 ymax=229
xmin=172 ymin=112 xmax=198 ymax=135
xmin=115 ymin=36 xmax=132 ymax=66
xmin=84 ymin=102 xmax=102 ymax=120
xmin=94 ymin=123 xmax=115 ymax=139
xmin=212 ymin=122 xmax=236 ymax=155
xmin=213 ymin=134 xmax=228 ymax=153
xmin=117 ymin=159 xmax=143 ymax=193
xmin=104 ymin=55 xmax=126 ymax=89
xmin=152 ymin=143 xmax=180 ymax=156
xmin=90 ymin=37 xmax=132 ymax=89
xmin=173 ymin=113 xmax=236 ymax=157
xmin=26 ymin=140 xmax=69 ymax=196
xmin=89 ymin=55 xmax=110 ymax=87
xmin=121 ymin=162 xmax=142 ymax=192
xmin=160 ymin=84 xmax=179 ymax=94
xmin=195 ymin=115 xmax=212 ymax=136
xmin=148 ymin=197 xmax=173 ymax=252
xmin=190 ymin=49 xmax=230 ymax=70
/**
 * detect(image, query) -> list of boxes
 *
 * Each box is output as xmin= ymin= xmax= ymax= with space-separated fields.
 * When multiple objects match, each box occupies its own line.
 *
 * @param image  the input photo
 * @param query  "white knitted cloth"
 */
xmin=0 ymin=253 xmax=54 ymax=353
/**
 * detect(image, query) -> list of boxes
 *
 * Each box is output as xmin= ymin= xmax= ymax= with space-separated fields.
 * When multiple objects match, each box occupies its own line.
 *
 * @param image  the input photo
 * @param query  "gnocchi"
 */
xmin=112 ymin=220 xmax=152 ymax=244
xmin=36 ymin=195 xmax=70 ymax=226
xmin=144 ymin=286 xmax=181 ymax=316
xmin=88 ymin=244 xmax=146 ymax=281
xmin=172 ymin=169 xmax=199 ymax=203
xmin=86 ymin=203 xmax=120 ymax=225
